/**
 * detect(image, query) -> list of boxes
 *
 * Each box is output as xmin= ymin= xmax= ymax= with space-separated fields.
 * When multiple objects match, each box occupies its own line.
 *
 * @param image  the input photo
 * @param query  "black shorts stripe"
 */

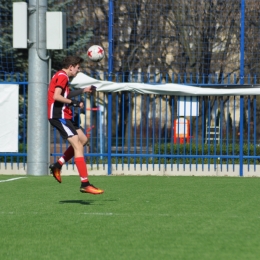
xmin=49 ymin=119 xmax=80 ymax=140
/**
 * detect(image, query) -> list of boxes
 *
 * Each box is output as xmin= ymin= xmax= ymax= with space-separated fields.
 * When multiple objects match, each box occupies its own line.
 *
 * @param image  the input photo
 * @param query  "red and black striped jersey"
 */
xmin=47 ymin=70 xmax=73 ymax=119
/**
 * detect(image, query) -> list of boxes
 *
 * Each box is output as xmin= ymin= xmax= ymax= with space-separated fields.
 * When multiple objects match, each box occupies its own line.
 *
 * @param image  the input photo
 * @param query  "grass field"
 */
xmin=1 ymin=175 xmax=260 ymax=260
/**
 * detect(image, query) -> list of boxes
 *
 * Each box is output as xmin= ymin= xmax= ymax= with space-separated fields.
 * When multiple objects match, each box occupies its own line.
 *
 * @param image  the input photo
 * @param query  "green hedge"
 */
xmin=150 ymin=143 xmax=260 ymax=164
xmin=0 ymin=144 xmax=27 ymax=163
xmin=2 ymin=143 xmax=260 ymax=165
xmin=86 ymin=143 xmax=260 ymax=164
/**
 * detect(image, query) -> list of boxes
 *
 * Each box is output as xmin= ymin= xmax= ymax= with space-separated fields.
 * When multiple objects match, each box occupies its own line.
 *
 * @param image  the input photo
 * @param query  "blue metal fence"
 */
xmin=50 ymin=83 xmax=259 ymax=176
xmin=1 ymin=70 xmax=260 ymax=176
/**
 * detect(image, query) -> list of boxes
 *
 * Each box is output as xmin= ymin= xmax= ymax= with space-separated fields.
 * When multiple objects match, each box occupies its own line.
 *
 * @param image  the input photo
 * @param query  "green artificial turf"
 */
xmin=1 ymin=175 xmax=260 ymax=260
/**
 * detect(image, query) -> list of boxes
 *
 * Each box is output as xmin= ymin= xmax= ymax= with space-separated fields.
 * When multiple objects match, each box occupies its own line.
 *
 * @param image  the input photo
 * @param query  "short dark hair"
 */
xmin=62 ymin=56 xmax=84 ymax=69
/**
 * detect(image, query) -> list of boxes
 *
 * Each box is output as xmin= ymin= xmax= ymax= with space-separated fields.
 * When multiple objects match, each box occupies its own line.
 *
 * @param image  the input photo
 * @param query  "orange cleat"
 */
xmin=49 ymin=164 xmax=62 ymax=183
xmin=80 ymin=183 xmax=104 ymax=195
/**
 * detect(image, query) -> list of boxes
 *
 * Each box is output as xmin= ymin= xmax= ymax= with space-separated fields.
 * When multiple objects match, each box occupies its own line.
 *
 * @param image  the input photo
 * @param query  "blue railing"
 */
xmin=50 ymin=83 xmax=259 ymax=176
xmin=1 ymin=72 xmax=260 ymax=176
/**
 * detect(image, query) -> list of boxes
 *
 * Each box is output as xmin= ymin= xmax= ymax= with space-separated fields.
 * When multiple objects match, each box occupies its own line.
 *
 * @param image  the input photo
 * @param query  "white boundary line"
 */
xmin=0 ymin=177 xmax=27 ymax=183
xmin=81 ymin=212 xmax=170 ymax=217
xmin=0 ymin=211 xmax=170 ymax=217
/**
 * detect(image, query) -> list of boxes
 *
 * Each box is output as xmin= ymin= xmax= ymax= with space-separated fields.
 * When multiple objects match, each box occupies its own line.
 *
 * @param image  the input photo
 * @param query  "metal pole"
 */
xmin=108 ymin=0 xmax=114 ymax=80
xmin=99 ymin=106 xmax=103 ymax=160
xmin=27 ymin=0 xmax=49 ymax=176
xmin=48 ymin=56 xmax=52 ymax=167
xmin=239 ymin=0 xmax=245 ymax=177
xmin=107 ymin=0 xmax=114 ymax=175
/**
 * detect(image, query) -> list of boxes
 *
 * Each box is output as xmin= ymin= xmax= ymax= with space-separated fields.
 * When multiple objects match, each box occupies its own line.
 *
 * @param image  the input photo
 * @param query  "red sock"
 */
xmin=74 ymin=157 xmax=88 ymax=182
xmin=58 ymin=146 xmax=74 ymax=165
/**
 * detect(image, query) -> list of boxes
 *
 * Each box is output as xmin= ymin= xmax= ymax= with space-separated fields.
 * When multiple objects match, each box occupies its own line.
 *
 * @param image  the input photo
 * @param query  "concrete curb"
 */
xmin=1 ymin=163 xmax=260 ymax=177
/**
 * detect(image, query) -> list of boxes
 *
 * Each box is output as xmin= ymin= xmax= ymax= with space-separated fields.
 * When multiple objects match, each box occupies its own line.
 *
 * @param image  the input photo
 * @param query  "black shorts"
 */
xmin=49 ymin=118 xmax=82 ymax=140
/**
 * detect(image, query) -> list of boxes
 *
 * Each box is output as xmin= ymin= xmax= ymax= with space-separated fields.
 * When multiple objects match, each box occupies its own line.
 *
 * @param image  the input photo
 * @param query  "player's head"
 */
xmin=62 ymin=56 xmax=84 ymax=68
xmin=62 ymin=56 xmax=84 ymax=77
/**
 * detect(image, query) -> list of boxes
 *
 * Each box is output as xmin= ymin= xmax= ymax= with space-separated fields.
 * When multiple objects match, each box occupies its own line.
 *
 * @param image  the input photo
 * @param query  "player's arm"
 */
xmin=53 ymin=86 xmax=82 ymax=107
xmin=67 ymin=85 xmax=96 ymax=99
xmin=53 ymin=86 xmax=71 ymax=104
xmin=67 ymin=88 xmax=84 ymax=99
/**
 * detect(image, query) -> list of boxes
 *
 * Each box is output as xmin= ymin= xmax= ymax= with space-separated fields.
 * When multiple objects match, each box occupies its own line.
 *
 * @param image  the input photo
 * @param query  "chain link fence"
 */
xmin=0 ymin=0 xmax=259 ymax=82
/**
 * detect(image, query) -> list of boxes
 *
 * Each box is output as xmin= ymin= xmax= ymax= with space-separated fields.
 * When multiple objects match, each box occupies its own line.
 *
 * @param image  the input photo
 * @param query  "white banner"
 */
xmin=71 ymin=72 xmax=260 ymax=96
xmin=178 ymin=96 xmax=199 ymax=116
xmin=0 ymin=84 xmax=19 ymax=152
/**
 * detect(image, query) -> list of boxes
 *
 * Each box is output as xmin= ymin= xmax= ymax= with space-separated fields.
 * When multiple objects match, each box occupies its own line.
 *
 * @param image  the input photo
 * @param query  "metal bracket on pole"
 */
xmin=28 ymin=6 xmax=36 ymax=14
xmin=27 ymin=39 xmax=34 ymax=47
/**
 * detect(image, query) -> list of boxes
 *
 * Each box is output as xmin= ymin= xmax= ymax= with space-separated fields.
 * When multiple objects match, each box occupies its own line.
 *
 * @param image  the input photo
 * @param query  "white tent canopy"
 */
xmin=71 ymin=72 xmax=260 ymax=96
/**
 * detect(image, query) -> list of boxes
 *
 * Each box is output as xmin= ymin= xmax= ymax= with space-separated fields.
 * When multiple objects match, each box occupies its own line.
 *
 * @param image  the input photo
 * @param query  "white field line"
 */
xmin=0 ymin=177 xmax=27 ymax=183
xmin=81 ymin=212 xmax=170 ymax=217
xmin=0 ymin=211 xmax=170 ymax=217
xmin=0 ymin=212 xmax=250 ymax=218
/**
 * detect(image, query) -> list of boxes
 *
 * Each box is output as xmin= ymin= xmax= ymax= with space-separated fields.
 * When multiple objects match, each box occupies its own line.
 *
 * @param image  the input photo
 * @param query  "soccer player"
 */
xmin=47 ymin=56 xmax=104 ymax=195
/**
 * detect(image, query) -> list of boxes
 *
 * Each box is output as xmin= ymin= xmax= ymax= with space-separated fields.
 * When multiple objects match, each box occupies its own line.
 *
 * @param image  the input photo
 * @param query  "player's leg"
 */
xmin=49 ymin=118 xmax=87 ymax=182
xmin=75 ymin=128 xmax=103 ymax=194
xmin=77 ymin=127 xmax=88 ymax=146
xmin=48 ymin=119 xmax=83 ymax=183
xmin=52 ymin=127 xmax=88 ymax=168
xmin=67 ymin=133 xmax=103 ymax=195
xmin=48 ymin=119 xmax=78 ymax=183
xmin=49 ymin=119 xmax=103 ymax=194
